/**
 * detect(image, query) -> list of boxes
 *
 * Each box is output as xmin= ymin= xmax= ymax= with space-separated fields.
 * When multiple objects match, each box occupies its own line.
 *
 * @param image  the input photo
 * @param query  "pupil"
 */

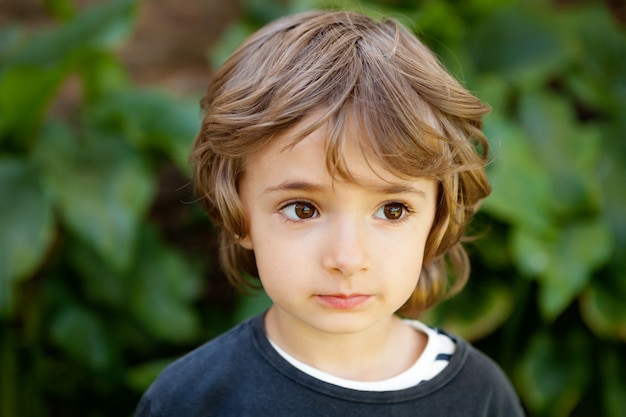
xmin=384 ymin=204 xmax=403 ymax=219
xmin=295 ymin=203 xmax=313 ymax=219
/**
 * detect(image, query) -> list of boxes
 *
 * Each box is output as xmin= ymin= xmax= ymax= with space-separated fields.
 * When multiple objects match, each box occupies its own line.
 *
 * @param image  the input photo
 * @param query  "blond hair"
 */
xmin=191 ymin=10 xmax=491 ymax=316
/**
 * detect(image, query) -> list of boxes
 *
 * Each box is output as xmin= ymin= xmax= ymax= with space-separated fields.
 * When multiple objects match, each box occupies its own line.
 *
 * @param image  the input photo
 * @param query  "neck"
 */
xmin=264 ymin=306 xmax=426 ymax=381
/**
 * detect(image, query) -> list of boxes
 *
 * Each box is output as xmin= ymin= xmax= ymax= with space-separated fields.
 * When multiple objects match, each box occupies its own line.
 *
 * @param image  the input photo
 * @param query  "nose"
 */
xmin=321 ymin=217 xmax=369 ymax=277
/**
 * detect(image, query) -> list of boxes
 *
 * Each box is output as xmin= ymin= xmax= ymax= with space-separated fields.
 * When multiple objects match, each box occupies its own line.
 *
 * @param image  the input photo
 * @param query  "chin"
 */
xmin=306 ymin=312 xmax=385 ymax=335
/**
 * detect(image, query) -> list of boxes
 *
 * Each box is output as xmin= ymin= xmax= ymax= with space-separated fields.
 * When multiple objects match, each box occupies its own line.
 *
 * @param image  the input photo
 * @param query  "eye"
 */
xmin=281 ymin=201 xmax=319 ymax=220
xmin=374 ymin=202 xmax=409 ymax=221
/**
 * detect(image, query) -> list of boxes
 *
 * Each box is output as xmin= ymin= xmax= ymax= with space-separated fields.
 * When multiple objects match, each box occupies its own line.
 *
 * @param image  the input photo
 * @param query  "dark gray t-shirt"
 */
xmin=136 ymin=313 xmax=525 ymax=417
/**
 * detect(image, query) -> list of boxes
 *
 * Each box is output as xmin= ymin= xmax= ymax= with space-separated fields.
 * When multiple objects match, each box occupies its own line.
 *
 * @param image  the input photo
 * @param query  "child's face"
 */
xmin=238 ymin=121 xmax=437 ymax=337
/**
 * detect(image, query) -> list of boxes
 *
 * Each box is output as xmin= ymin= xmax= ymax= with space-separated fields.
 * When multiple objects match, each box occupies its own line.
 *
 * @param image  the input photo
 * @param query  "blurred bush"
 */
xmin=0 ymin=0 xmax=624 ymax=416
xmin=0 ymin=1 xmax=210 ymax=415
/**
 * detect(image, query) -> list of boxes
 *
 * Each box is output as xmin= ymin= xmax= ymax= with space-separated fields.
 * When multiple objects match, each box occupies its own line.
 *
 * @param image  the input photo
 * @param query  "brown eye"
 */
xmin=282 ymin=202 xmax=318 ymax=220
xmin=377 ymin=203 xmax=407 ymax=220
xmin=294 ymin=203 xmax=315 ymax=219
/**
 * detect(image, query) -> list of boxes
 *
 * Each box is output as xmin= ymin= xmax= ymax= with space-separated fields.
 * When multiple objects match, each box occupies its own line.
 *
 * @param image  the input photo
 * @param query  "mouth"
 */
xmin=315 ymin=294 xmax=372 ymax=310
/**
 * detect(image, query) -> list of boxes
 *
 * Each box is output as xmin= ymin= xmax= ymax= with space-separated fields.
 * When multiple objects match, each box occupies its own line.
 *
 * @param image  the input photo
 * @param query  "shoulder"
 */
xmin=160 ymin=315 xmax=254 ymax=381
xmin=135 ymin=315 xmax=262 ymax=417
xmin=444 ymin=335 xmax=525 ymax=416
xmin=455 ymin=337 xmax=512 ymax=386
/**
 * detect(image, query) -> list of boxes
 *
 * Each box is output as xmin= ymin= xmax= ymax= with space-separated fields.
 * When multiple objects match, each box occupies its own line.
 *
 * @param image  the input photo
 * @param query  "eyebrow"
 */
xmin=263 ymin=181 xmax=428 ymax=199
xmin=263 ymin=181 xmax=324 ymax=194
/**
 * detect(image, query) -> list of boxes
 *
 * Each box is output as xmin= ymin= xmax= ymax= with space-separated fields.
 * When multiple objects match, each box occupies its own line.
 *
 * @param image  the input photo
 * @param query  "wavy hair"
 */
xmin=191 ymin=10 xmax=491 ymax=316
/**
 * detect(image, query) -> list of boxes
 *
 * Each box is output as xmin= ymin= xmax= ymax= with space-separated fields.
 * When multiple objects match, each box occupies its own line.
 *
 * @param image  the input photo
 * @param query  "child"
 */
xmin=137 ymin=10 xmax=524 ymax=416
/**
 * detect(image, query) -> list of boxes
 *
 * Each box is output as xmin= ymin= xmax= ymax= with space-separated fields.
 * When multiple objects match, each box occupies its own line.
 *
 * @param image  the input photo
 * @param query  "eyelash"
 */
xmin=277 ymin=200 xmax=414 ymax=223
xmin=278 ymin=200 xmax=320 ymax=222
xmin=374 ymin=201 xmax=414 ymax=223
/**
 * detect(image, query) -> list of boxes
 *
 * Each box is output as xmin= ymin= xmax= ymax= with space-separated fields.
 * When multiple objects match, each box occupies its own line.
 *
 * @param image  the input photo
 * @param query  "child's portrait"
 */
xmin=1 ymin=1 xmax=623 ymax=416
xmin=137 ymin=10 xmax=521 ymax=416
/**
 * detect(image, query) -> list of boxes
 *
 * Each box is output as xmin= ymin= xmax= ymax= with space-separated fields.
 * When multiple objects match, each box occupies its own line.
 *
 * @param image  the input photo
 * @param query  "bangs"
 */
xmin=203 ymin=10 xmax=488 ymax=182
xmin=324 ymin=95 xmax=453 ymax=184
xmin=279 ymin=104 xmax=450 ymax=188
xmin=252 ymin=12 xmax=486 ymax=186
xmin=277 ymin=69 xmax=463 ymax=186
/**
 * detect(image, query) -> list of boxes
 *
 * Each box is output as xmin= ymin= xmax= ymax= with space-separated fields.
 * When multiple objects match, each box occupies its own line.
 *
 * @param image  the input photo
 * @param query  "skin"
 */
xmin=238 ymin=120 xmax=438 ymax=381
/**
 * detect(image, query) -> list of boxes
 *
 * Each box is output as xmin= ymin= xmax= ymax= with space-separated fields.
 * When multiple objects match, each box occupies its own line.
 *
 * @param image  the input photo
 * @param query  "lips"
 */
xmin=315 ymin=294 xmax=372 ymax=310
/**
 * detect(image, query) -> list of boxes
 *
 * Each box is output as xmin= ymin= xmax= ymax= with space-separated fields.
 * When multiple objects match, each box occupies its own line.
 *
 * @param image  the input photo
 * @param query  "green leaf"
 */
xmin=481 ymin=116 xmax=551 ymax=232
xmin=512 ymin=218 xmax=613 ymax=320
xmin=67 ymin=238 xmax=129 ymax=309
xmin=539 ymin=219 xmax=612 ymax=319
xmin=565 ymin=5 xmax=626 ymax=112
xmin=470 ymin=75 xmax=511 ymax=118
xmin=461 ymin=0 xmax=517 ymax=17
xmin=601 ymin=348 xmax=626 ymax=417
xmin=518 ymin=92 xmax=602 ymax=215
xmin=78 ymin=49 xmax=130 ymax=101
xmin=421 ymin=283 xmax=514 ymax=341
xmin=42 ymin=0 xmax=76 ymax=20
xmin=129 ymin=227 xmax=201 ymax=343
xmin=518 ymin=92 xmax=598 ymax=171
xmin=0 ymin=158 xmax=54 ymax=317
xmin=472 ymin=222 xmax=512 ymax=269
xmin=410 ymin=0 xmax=466 ymax=52
xmin=580 ymin=278 xmax=626 ymax=342
xmin=0 ymin=24 xmax=22 ymax=64
xmin=510 ymin=227 xmax=551 ymax=278
xmin=515 ymin=331 xmax=590 ymax=417
xmin=467 ymin=6 xmax=569 ymax=87
xmin=33 ymin=122 xmax=155 ymax=272
xmin=598 ymin=130 xmax=626 ymax=273
xmin=126 ymin=358 xmax=173 ymax=392
xmin=0 ymin=65 xmax=68 ymax=146
xmin=3 ymin=0 xmax=139 ymax=67
xmin=50 ymin=304 xmax=114 ymax=371
xmin=86 ymin=90 xmax=201 ymax=173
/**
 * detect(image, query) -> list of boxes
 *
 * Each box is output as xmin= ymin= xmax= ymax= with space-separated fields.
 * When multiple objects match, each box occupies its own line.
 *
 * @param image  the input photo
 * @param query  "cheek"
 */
xmin=254 ymin=247 xmax=307 ymax=305
xmin=384 ymin=229 xmax=429 ymax=279
xmin=252 ymin=235 xmax=302 ymax=284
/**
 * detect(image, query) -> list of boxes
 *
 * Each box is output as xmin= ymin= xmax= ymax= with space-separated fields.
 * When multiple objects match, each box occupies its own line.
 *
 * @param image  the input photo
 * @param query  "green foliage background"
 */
xmin=1 ymin=0 xmax=624 ymax=416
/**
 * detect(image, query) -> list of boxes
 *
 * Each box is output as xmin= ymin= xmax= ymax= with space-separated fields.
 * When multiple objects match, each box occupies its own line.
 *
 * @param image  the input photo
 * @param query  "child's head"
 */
xmin=192 ymin=10 xmax=491 ymax=316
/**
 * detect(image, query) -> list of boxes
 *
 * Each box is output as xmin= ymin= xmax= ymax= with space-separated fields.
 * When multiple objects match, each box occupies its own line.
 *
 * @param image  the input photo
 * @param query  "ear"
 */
xmin=238 ymin=234 xmax=253 ymax=250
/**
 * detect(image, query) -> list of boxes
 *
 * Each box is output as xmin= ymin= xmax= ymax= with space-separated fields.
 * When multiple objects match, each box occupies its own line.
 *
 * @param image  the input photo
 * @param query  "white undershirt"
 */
xmin=268 ymin=320 xmax=455 ymax=391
